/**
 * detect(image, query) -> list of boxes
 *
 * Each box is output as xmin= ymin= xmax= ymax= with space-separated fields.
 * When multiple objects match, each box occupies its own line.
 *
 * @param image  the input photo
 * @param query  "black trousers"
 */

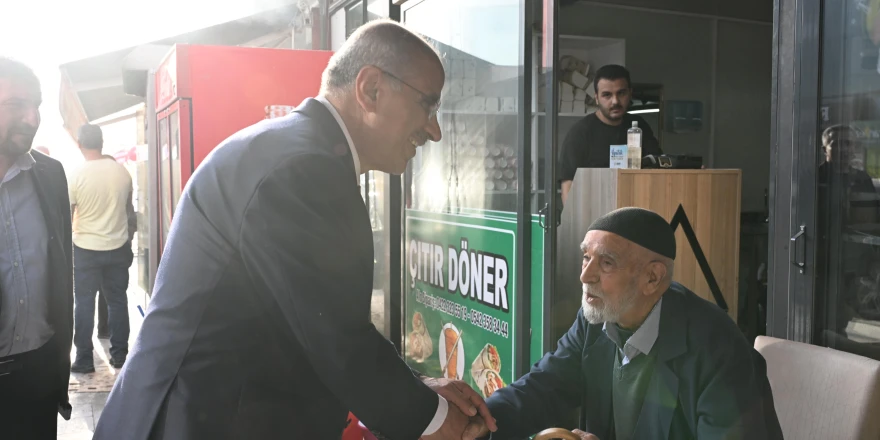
xmin=98 ymin=288 xmax=109 ymax=334
xmin=0 ymin=337 xmax=62 ymax=440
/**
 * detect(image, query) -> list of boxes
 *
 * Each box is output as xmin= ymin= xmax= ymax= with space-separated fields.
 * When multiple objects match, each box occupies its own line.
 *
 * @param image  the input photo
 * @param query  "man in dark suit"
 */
xmin=473 ymin=208 xmax=783 ymax=440
xmin=94 ymin=19 xmax=495 ymax=440
xmin=0 ymin=57 xmax=74 ymax=439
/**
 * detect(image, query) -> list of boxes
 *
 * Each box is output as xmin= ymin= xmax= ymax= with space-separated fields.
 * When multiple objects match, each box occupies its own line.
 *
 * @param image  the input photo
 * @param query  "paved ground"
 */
xmin=57 ymin=392 xmax=109 ymax=440
xmin=58 ymin=260 xmax=145 ymax=439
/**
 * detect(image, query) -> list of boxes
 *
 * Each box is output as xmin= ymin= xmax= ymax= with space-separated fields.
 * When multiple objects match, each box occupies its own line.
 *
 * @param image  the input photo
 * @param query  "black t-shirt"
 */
xmin=558 ymin=113 xmax=663 ymax=181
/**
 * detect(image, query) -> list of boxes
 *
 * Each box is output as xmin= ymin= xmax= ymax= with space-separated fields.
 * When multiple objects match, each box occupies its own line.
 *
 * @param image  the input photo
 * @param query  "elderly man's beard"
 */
xmin=582 ymin=282 xmax=641 ymax=325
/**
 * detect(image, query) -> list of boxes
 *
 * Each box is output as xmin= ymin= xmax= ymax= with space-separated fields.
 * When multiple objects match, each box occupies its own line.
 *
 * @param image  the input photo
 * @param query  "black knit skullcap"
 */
xmin=587 ymin=207 xmax=676 ymax=259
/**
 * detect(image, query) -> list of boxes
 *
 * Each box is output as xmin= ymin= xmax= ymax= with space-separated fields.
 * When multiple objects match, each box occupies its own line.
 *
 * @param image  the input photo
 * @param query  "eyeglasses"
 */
xmin=378 ymin=68 xmax=441 ymax=119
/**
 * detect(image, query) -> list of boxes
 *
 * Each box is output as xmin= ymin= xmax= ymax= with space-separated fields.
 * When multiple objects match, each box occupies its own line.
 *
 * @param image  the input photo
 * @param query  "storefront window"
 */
xmin=330 ymin=8 xmax=347 ymax=50
xmin=170 ymin=110 xmax=181 ymax=215
xmin=816 ymin=0 xmax=880 ymax=360
xmin=363 ymin=2 xmax=392 ymax=337
xmin=136 ymin=144 xmax=150 ymax=296
xmin=366 ymin=0 xmax=389 ymax=21
xmin=159 ymin=117 xmax=171 ymax=246
xmin=407 ymin=1 xmax=521 ymax=213
xmin=368 ymin=171 xmax=388 ymax=336
xmin=400 ymin=0 xmax=543 ymax=398
xmin=331 ymin=1 xmax=365 ymax=50
xmin=346 ymin=2 xmax=365 ymax=37
xmin=330 ymin=2 xmax=394 ymax=337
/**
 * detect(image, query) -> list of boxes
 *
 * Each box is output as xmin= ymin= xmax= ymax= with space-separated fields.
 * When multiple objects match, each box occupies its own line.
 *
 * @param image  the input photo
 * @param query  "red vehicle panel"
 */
xmin=153 ymin=44 xmax=333 ymax=249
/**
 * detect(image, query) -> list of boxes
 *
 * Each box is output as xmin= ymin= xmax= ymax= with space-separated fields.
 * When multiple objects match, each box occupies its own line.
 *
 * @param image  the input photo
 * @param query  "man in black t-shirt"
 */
xmin=559 ymin=65 xmax=662 ymax=203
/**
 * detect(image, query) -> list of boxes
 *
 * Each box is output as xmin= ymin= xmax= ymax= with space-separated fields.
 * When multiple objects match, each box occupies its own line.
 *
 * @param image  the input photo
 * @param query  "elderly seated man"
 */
xmin=475 ymin=207 xmax=783 ymax=440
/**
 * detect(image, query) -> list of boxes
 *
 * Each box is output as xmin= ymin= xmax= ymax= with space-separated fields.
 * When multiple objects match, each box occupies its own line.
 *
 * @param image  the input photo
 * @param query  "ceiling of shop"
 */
xmin=59 ymin=3 xmax=301 ymax=133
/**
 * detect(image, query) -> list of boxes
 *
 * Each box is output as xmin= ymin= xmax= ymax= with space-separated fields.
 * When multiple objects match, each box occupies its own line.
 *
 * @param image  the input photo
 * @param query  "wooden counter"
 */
xmin=557 ymin=168 xmax=742 ymax=322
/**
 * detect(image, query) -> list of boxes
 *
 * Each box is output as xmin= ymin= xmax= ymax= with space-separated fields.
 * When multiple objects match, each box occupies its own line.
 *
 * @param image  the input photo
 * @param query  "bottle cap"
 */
xmin=632 ymin=121 xmax=638 ymax=127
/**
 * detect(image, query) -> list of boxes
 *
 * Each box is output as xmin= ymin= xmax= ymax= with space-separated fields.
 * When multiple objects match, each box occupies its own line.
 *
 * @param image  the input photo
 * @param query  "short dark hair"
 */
xmin=77 ymin=124 xmax=103 ymax=150
xmin=593 ymin=64 xmax=631 ymax=93
xmin=822 ymin=124 xmax=858 ymax=147
xmin=0 ymin=57 xmax=39 ymax=84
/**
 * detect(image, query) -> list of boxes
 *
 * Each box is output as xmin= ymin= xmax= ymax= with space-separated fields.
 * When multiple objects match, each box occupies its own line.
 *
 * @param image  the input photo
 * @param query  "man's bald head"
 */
xmin=320 ymin=19 xmax=443 ymax=98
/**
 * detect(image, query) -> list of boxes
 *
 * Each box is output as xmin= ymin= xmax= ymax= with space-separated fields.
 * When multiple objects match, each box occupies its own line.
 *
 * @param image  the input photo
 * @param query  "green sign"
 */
xmin=403 ymin=209 xmax=544 ymax=399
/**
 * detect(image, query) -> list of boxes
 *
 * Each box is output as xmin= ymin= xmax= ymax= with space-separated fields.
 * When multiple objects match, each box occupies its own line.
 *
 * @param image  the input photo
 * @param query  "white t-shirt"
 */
xmin=68 ymin=157 xmax=133 ymax=251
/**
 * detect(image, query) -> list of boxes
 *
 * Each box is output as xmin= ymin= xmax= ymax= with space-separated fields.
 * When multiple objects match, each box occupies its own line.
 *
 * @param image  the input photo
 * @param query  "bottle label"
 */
xmin=610 ymin=145 xmax=628 ymax=169
xmin=627 ymin=133 xmax=642 ymax=148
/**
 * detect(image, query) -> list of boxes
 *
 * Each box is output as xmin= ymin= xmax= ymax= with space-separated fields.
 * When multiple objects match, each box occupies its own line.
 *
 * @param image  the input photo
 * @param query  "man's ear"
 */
xmin=643 ymin=261 xmax=668 ymax=295
xmin=354 ymin=66 xmax=381 ymax=113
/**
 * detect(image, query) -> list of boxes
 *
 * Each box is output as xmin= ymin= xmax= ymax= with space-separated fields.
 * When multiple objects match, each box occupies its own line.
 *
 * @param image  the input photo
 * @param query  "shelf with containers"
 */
xmin=417 ymin=34 xmax=626 ymax=214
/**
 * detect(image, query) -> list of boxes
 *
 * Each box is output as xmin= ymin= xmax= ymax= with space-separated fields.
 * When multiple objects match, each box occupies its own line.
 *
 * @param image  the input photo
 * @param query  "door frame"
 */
xmin=154 ymin=99 xmax=192 ymax=255
xmin=767 ymin=0 xmax=822 ymax=342
xmin=397 ymin=0 xmax=550 ymax=377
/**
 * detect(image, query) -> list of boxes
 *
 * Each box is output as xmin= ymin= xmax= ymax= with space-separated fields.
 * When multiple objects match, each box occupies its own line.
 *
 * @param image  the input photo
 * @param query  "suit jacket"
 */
xmin=486 ymin=282 xmax=783 ymax=440
xmin=93 ymin=99 xmax=439 ymax=440
xmin=30 ymin=151 xmax=74 ymax=418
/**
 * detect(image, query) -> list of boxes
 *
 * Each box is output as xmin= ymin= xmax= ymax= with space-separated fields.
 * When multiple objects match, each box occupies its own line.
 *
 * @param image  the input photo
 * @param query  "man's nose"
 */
xmin=425 ymin=115 xmax=442 ymax=142
xmin=23 ymin=107 xmax=40 ymax=128
xmin=580 ymin=260 xmax=598 ymax=284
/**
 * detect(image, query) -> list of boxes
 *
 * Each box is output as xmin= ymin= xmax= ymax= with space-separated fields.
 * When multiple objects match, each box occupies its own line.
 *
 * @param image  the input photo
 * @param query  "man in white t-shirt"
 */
xmin=68 ymin=124 xmax=136 ymax=373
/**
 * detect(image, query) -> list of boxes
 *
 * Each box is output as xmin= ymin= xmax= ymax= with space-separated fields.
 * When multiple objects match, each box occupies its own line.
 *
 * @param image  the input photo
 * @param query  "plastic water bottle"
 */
xmin=627 ymin=121 xmax=643 ymax=169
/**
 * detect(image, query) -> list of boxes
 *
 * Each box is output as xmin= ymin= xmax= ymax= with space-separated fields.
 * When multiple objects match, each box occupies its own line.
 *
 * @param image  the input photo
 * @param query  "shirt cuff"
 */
xmin=421 ymin=395 xmax=449 ymax=437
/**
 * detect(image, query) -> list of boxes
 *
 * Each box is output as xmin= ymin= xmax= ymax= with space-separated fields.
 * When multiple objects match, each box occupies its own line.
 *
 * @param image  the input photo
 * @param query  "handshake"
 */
xmin=419 ymin=377 xmax=495 ymax=440
xmin=416 ymin=377 xmax=598 ymax=440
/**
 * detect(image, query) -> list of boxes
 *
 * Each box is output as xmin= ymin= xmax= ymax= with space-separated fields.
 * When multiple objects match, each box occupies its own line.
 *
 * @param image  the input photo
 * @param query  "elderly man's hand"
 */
xmin=571 ymin=429 xmax=599 ymax=440
xmin=464 ymin=415 xmax=492 ymax=439
xmin=421 ymin=404 xmax=475 ymax=440
xmin=421 ymin=377 xmax=498 ymax=433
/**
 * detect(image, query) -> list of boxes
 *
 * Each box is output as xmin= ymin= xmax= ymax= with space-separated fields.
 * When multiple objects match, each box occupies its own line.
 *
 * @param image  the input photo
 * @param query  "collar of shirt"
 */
xmin=315 ymin=95 xmax=361 ymax=183
xmin=1 ymin=152 xmax=36 ymax=184
xmin=603 ymin=297 xmax=663 ymax=366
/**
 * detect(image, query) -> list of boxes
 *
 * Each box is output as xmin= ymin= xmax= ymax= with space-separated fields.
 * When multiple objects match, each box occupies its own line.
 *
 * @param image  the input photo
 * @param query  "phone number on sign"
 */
xmin=468 ymin=309 xmax=509 ymax=339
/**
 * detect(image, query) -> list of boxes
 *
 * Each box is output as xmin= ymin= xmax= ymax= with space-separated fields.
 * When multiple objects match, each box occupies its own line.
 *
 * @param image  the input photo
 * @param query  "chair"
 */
xmin=754 ymin=336 xmax=880 ymax=440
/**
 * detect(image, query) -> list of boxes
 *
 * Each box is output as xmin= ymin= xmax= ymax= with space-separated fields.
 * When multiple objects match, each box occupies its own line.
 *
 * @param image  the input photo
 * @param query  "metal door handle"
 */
xmin=790 ymin=225 xmax=806 ymax=273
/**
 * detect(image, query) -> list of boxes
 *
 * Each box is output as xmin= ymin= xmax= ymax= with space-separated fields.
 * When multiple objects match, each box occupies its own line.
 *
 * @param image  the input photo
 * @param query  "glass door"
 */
xmin=157 ymin=114 xmax=171 ymax=253
xmin=771 ymin=0 xmax=880 ymax=359
xmin=328 ymin=0 xmax=394 ymax=338
xmin=169 ymin=109 xmax=181 ymax=215
xmin=813 ymin=0 xmax=880 ymax=360
xmin=330 ymin=0 xmax=365 ymax=50
xmin=155 ymin=101 xmax=188 ymax=256
xmin=400 ymin=0 xmax=551 ymax=398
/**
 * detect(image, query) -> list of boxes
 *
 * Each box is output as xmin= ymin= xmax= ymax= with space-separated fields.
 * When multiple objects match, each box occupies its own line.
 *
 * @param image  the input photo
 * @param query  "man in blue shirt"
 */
xmin=0 ymin=57 xmax=75 ymax=439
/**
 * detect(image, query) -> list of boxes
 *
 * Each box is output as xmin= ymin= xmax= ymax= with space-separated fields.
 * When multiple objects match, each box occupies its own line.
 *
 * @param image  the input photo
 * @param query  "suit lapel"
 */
xmin=630 ymin=286 xmax=689 ymax=440
xmin=296 ymin=100 xmax=374 ymax=307
xmin=30 ymin=161 xmax=64 ymax=254
xmin=582 ymin=334 xmax=616 ymax=438
xmin=294 ymin=98 xmax=357 ymax=180
xmin=29 ymin=153 xmax=74 ymax=412
xmin=29 ymin=161 xmax=69 ymax=324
